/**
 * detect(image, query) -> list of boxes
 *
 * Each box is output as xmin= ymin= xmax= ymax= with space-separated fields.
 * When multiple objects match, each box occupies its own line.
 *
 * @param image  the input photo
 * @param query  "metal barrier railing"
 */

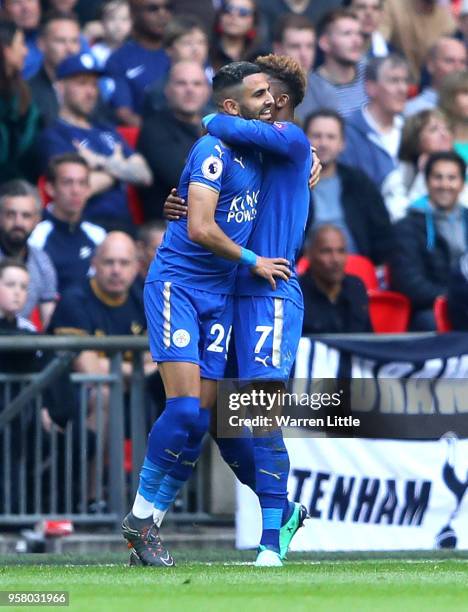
xmin=0 ymin=336 xmax=211 ymax=530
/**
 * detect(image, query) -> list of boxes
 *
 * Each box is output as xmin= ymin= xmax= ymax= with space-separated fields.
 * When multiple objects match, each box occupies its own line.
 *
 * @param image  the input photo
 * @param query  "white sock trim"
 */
xmin=153 ymin=508 xmax=167 ymax=528
xmin=132 ymin=492 xmax=154 ymax=519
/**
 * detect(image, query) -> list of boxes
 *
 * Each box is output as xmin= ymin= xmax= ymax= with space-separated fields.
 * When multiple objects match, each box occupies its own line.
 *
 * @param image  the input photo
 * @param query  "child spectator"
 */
xmin=91 ymin=0 xmax=132 ymax=68
xmin=0 ymin=258 xmax=35 ymax=333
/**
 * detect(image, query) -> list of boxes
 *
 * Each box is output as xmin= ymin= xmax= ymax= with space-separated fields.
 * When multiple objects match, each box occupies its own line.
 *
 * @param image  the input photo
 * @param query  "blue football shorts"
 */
xmin=234 ymin=295 xmax=303 ymax=382
xmin=144 ymin=280 xmax=233 ymax=380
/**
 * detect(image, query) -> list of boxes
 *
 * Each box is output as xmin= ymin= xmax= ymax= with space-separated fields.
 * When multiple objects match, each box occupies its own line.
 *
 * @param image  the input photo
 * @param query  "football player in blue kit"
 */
xmin=153 ymin=55 xmax=318 ymax=568
xmin=203 ymin=54 xmax=312 ymax=567
xmin=121 ymin=62 xmax=292 ymax=567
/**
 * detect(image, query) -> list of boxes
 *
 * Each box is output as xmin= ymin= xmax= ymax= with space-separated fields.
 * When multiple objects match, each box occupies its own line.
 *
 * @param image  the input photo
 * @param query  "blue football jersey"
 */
xmin=147 ymin=135 xmax=262 ymax=294
xmin=206 ymin=116 xmax=312 ymax=307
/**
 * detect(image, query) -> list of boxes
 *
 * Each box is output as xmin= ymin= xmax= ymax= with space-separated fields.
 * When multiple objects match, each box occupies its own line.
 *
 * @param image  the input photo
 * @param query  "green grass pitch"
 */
xmin=1 ymin=550 xmax=468 ymax=612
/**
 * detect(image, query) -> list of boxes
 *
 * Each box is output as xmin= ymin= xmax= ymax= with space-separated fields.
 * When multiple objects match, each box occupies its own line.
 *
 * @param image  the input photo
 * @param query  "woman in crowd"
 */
xmin=210 ymin=0 xmax=265 ymax=71
xmin=439 ymin=70 xmax=468 ymax=163
xmin=0 ymin=19 xmax=39 ymax=183
xmin=398 ymin=108 xmax=457 ymax=205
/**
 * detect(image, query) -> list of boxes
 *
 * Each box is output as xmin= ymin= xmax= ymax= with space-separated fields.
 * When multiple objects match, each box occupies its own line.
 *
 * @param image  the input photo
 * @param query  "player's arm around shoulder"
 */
xmin=205 ymin=113 xmax=301 ymax=158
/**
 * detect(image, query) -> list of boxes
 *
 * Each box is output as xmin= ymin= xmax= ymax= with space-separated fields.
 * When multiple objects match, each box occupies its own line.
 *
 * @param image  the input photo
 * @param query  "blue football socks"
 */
xmin=154 ymin=407 xmax=211 ymax=512
xmin=136 ymin=396 xmax=200 ymax=505
xmin=215 ymin=428 xmax=256 ymax=490
xmin=254 ymin=430 xmax=290 ymax=552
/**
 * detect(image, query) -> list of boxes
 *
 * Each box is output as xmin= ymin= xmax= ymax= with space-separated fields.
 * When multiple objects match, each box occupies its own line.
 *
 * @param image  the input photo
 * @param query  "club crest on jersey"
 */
xmin=201 ymin=155 xmax=223 ymax=181
xmin=173 ymin=329 xmax=191 ymax=348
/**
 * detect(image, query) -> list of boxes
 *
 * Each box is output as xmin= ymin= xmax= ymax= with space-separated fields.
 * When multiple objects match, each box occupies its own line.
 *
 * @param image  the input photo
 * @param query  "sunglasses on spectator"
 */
xmin=222 ymin=5 xmax=254 ymax=17
xmin=140 ymin=2 xmax=173 ymax=13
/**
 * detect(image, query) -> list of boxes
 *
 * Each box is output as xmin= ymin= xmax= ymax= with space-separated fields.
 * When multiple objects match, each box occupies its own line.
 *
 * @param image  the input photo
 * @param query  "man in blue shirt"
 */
xmin=36 ymin=53 xmax=152 ymax=229
xmin=121 ymin=61 xmax=291 ymax=567
xmin=29 ymin=153 xmax=106 ymax=294
xmin=105 ymin=0 xmax=172 ymax=126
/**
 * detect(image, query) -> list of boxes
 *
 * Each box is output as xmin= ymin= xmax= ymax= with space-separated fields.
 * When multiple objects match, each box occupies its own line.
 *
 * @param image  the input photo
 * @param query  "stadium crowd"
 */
xmin=1 ymin=0 xmax=468 ymax=338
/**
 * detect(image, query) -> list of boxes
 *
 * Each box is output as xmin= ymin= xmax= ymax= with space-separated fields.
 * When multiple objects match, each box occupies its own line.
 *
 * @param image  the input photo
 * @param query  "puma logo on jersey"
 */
xmin=255 ymin=355 xmax=270 ymax=367
xmin=214 ymin=144 xmax=225 ymax=159
xmin=234 ymin=156 xmax=245 ymax=168
xmin=259 ymin=468 xmax=281 ymax=480
xmin=164 ymin=448 xmax=181 ymax=459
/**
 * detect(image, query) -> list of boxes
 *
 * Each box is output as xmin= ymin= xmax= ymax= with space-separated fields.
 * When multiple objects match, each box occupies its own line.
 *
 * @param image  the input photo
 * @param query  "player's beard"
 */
xmin=238 ymin=103 xmax=272 ymax=122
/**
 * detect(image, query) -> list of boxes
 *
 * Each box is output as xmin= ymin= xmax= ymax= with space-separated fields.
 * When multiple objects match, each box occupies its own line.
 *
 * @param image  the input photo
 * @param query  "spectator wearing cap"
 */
xmin=137 ymin=61 xmax=210 ymax=220
xmin=391 ymin=151 xmax=468 ymax=331
xmin=340 ymin=55 xmax=410 ymax=220
xmin=35 ymin=52 xmax=152 ymax=229
xmin=308 ymin=9 xmax=368 ymax=118
xmin=28 ymin=153 xmax=106 ymax=294
xmin=105 ymin=0 xmax=173 ymax=127
xmin=271 ymin=14 xmax=340 ymax=122
xmin=380 ymin=0 xmax=456 ymax=83
xmin=405 ymin=37 xmax=467 ymax=117
xmin=259 ymin=0 xmax=343 ymax=45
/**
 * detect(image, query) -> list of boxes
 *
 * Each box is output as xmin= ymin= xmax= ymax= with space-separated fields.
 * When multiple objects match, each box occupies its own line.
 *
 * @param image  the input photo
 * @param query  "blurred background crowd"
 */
xmin=2 ymin=0 xmax=468 ymax=343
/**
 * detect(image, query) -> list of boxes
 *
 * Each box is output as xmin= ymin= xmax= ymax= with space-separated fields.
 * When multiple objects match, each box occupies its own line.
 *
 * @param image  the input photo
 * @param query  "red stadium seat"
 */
xmin=38 ymin=175 xmax=51 ymax=206
xmin=368 ymin=290 xmax=411 ymax=333
xmin=297 ymin=254 xmax=378 ymax=290
xmin=344 ymin=254 xmax=379 ymax=290
xmin=29 ymin=306 xmax=43 ymax=332
xmin=116 ymin=125 xmax=140 ymax=149
xmin=434 ymin=295 xmax=453 ymax=333
xmin=117 ymin=125 xmax=144 ymax=225
xmin=296 ymin=256 xmax=309 ymax=275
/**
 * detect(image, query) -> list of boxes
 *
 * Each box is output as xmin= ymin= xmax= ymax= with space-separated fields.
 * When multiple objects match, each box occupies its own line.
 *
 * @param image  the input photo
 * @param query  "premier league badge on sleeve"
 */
xmin=201 ymin=156 xmax=223 ymax=181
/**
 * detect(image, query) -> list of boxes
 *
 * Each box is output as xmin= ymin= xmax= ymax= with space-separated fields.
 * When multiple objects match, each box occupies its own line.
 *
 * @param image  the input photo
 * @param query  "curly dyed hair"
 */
xmin=255 ymin=53 xmax=307 ymax=108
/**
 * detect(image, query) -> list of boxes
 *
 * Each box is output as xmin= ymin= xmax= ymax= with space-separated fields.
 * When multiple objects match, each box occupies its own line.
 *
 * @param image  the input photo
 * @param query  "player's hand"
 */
xmin=251 ymin=257 xmax=291 ymax=290
xmin=163 ymin=188 xmax=187 ymax=221
xmin=309 ymin=147 xmax=322 ymax=189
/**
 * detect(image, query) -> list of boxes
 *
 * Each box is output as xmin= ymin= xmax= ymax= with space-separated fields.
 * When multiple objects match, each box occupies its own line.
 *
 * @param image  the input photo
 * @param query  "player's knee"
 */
xmin=174 ymin=397 xmax=200 ymax=431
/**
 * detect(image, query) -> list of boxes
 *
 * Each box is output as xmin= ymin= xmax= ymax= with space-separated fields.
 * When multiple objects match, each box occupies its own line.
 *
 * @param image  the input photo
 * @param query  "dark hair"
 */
xmin=424 ymin=151 xmax=466 ymax=182
xmin=273 ymin=14 xmax=315 ymax=44
xmin=365 ymin=53 xmax=408 ymax=82
xmin=316 ymin=8 xmax=358 ymax=38
xmin=162 ymin=15 xmax=207 ymax=49
xmin=398 ymin=108 xmax=450 ymax=164
xmin=0 ymin=258 xmax=28 ymax=279
xmin=39 ymin=10 xmax=79 ymax=36
xmin=212 ymin=61 xmax=261 ymax=104
xmin=46 ymin=153 xmax=89 ymax=183
xmin=211 ymin=0 xmax=260 ymax=72
xmin=255 ymin=53 xmax=306 ymax=107
xmin=0 ymin=19 xmax=31 ymax=113
xmin=303 ymin=109 xmax=345 ymax=136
